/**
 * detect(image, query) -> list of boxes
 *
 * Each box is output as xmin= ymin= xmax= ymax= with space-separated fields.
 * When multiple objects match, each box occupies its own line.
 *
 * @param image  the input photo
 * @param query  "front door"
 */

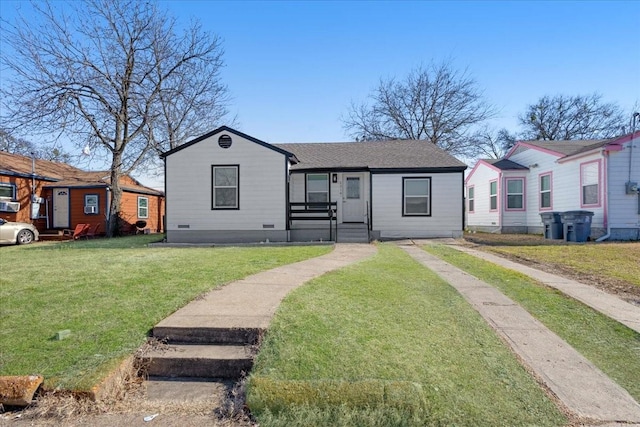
xmin=342 ymin=174 xmax=364 ymax=222
xmin=52 ymin=188 xmax=70 ymax=228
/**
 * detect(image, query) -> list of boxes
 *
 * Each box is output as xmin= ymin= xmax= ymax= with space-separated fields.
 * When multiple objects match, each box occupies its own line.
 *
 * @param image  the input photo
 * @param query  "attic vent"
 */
xmin=218 ymin=135 xmax=232 ymax=149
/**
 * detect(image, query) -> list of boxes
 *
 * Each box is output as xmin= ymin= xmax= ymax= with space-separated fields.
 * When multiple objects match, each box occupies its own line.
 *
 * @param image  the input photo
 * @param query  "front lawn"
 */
xmin=0 ymin=236 xmax=331 ymax=391
xmin=424 ymin=243 xmax=640 ymax=402
xmin=247 ymin=244 xmax=566 ymax=427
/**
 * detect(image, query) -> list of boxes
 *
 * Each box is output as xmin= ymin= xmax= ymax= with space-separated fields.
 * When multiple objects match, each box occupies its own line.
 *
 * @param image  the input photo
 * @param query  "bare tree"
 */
xmin=0 ymin=128 xmax=71 ymax=162
xmin=469 ymin=126 xmax=517 ymax=159
xmin=1 ymin=0 xmax=228 ymax=236
xmin=519 ymin=93 xmax=626 ymax=141
xmin=342 ymin=60 xmax=496 ymax=157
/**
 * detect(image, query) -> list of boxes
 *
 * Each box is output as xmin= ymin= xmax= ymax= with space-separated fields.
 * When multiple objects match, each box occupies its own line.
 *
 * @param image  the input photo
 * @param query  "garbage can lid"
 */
xmin=562 ymin=210 xmax=594 ymax=216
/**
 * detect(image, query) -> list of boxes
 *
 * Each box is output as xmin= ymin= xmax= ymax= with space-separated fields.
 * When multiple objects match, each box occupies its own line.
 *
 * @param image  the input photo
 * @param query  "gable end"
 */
xmin=160 ymin=126 xmax=297 ymax=161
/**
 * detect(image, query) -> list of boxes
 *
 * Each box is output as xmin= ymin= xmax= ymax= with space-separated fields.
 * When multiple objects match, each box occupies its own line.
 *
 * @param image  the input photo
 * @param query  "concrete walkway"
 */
xmin=153 ymin=243 xmax=377 ymax=336
xmin=425 ymin=239 xmax=640 ymax=334
xmin=400 ymin=242 xmax=640 ymax=424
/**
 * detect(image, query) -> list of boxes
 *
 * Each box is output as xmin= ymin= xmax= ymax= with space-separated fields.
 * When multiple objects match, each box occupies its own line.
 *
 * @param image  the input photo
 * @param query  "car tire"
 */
xmin=16 ymin=229 xmax=35 ymax=245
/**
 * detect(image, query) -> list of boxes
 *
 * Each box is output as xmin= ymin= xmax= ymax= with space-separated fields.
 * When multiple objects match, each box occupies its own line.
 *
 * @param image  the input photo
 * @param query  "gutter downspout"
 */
xmin=596 ymin=150 xmax=610 ymax=242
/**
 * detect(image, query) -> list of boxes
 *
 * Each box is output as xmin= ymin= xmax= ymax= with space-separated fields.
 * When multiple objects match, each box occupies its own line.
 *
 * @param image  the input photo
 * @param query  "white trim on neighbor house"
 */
xmin=137 ymin=196 xmax=149 ymax=219
xmin=580 ymin=159 xmax=601 ymax=208
xmin=539 ymin=172 xmax=552 ymax=211
xmin=504 ymin=177 xmax=526 ymax=211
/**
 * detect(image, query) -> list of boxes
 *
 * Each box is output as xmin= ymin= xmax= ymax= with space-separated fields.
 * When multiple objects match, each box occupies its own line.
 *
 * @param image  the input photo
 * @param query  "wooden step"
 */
xmin=140 ymin=344 xmax=254 ymax=379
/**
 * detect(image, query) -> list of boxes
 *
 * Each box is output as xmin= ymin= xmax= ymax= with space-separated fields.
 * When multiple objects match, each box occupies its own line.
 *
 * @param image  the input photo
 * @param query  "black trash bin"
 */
xmin=560 ymin=211 xmax=594 ymax=242
xmin=540 ymin=212 xmax=563 ymax=239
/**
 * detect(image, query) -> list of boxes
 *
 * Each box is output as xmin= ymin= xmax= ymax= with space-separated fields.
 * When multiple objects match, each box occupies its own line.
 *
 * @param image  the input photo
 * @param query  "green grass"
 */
xmin=488 ymin=242 xmax=640 ymax=287
xmin=247 ymin=244 xmax=566 ymax=427
xmin=0 ymin=235 xmax=331 ymax=391
xmin=424 ymin=243 xmax=640 ymax=402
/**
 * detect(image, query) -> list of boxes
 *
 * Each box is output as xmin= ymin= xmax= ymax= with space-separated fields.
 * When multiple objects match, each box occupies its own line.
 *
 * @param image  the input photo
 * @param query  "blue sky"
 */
xmin=162 ymin=0 xmax=640 ymax=143
xmin=1 ymin=0 xmax=639 ymax=185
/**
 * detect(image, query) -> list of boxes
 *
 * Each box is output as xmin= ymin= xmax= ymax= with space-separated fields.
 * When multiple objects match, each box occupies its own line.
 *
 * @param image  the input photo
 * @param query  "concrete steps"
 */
xmin=336 ymin=223 xmax=370 ymax=243
xmin=142 ymin=344 xmax=254 ymax=378
xmin=138 ymin=325 xmax=262 ymax=380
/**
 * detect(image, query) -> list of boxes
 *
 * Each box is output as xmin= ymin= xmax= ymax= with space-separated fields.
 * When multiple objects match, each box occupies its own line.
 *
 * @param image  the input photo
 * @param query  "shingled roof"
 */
xmin=484 ymin=158 xmax=528 ymax=170
xmin=519 ymin=140 xmax=609 ymax=157
xmin=274 ymin=140 xmax=467 ymax=171
xmin=0 ymin=151 xmax=162 ymax=196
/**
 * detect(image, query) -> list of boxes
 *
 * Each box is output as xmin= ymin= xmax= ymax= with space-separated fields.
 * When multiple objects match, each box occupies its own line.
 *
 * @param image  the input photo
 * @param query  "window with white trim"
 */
xmin=306 ymin=174 xmax=329 ymax=207
xmin=212 ymin=165 xmax=239 ymax=209
xmin=468 ymin=186 xmax=475 ymax=212
xmin=540 ymin=174 xmax=551 ymax=209
xmin=84 ymin=194 xmax=99 ymax=215
xmin=0 ymin=182 xmax=16 ymax=199
xmin=506 ymin=178 xmax=524 ymax=210
xmin=403 ymin=177 xmax=431 ymax=216
xmin=489 ymin=181 xmax=497 ymax=211
xmin=137 ymin=196 xmax=149 ymax=218
xmin=581 ymin=162 xmax=599 ymax=206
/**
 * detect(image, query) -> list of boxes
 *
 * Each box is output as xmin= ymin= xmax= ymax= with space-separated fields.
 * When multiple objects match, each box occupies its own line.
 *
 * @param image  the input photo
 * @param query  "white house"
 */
xmin=465 ymin=131 xmax=640 ymax=240
xmin=161 ymin=126 xmax=467 ymax=243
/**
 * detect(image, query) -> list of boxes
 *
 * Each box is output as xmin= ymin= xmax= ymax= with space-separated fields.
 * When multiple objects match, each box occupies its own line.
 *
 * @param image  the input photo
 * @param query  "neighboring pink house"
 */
xmin=465 ymin=131 xmax=640 ymax=240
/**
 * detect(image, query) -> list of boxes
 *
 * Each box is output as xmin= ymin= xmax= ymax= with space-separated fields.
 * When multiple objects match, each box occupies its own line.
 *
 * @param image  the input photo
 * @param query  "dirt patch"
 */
xmin=461 ymin=233 xmax=640 ymax=306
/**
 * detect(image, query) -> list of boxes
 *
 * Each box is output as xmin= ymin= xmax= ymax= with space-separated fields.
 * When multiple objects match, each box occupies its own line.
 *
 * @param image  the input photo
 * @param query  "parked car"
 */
xmin=0 ymin=218 xmax=39 ymax=245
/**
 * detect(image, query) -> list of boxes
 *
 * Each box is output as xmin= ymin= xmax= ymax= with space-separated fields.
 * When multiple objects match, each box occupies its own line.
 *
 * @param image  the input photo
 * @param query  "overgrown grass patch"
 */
xmin=248 ymin=244 xmax=566 ymax=427
xmin=0 ymin=236 xmax=331 ymax=391
xmin=424 ymin=243 xmax=640 ymax=402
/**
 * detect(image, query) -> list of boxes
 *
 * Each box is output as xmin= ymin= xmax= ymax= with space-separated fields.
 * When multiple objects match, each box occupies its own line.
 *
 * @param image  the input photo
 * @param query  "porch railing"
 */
xmin=288 ymin=202 xmax=337 ymax=241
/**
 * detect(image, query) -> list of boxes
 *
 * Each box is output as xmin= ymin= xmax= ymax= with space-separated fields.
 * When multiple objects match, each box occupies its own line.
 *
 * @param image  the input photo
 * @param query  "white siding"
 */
xmin=372 ymin=172 xmax=463 ymax=238
xmin=607 ymin=137 xmax=640 ymax=230
xmin=166 ymin=132 xmax=287 ymax=231
xmin=465 ymin=164 xmax=501 ymax=228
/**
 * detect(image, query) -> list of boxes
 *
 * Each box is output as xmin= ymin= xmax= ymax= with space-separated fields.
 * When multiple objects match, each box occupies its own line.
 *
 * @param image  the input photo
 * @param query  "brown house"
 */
xmin=0 ymin=151 xmax=164 ymax=236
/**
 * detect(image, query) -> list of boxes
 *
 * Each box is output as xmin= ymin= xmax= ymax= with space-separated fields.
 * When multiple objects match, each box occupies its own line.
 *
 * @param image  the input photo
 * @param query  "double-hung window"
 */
xmin=506 ymin=178 xmax=524 ymax=210
xmin=581 ymin=161 xmax=600 ymax=206
xmin=403 ymin=177 xmax=431 ymax=216
xmin=212 ymin=165 xmax=239 ymax=209
xmin=489 ymin=180 xmax=498 ymax=211
xmin=306 ymin=174 xmax=329 ymax=207
xmin=539 ymin=173 xmax=552 ymax=209
xmin=137 ymin=196 xmax=149 ymax=218
xmin=467 ymin=186 xmax=475 ymax=212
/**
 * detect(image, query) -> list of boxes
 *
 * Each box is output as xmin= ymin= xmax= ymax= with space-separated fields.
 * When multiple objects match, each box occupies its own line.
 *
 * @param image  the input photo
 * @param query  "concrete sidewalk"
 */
xmin=400 ymin=242 xmax=640 ymax=424
xmin=420 ymin=239 xmax=640 ymax=334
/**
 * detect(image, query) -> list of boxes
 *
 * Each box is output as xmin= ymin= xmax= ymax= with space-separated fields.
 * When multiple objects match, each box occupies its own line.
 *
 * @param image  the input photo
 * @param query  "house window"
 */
xmin=0 ymin=183 xmax=16 ymax=200
xmin=84 ymin=194 xmax=99 ymax=215
xmin=489 ymin=180 xmax=498 ymax=211
xmin=138 ymin=196 xmax=149 ymax=218
xmin=506 ymin=178 xmax=524 ymax=210
xmin=539 ymin=173 xmax=552 ymax=209
xmin=581 ymin=161 xmax=600 ymax=206
xmin=306 ymin=174 xmax=329 ymax=207
xmin=212 ymin=165 xmax=239 ymax=209
xmin=403 ymin=177 xmax=431 ymax=216
xmin=468 ymin=186 xmax=475 ymax=213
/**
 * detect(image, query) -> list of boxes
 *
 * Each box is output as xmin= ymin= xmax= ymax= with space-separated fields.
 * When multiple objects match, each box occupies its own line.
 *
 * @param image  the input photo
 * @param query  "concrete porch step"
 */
xmin=336 ymin=225 xmax=369 ymax=243
xmin=141 ymin=344 xmax=254 ymax=379
xmin=153 ymin=325 xmax=263 ymax=345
